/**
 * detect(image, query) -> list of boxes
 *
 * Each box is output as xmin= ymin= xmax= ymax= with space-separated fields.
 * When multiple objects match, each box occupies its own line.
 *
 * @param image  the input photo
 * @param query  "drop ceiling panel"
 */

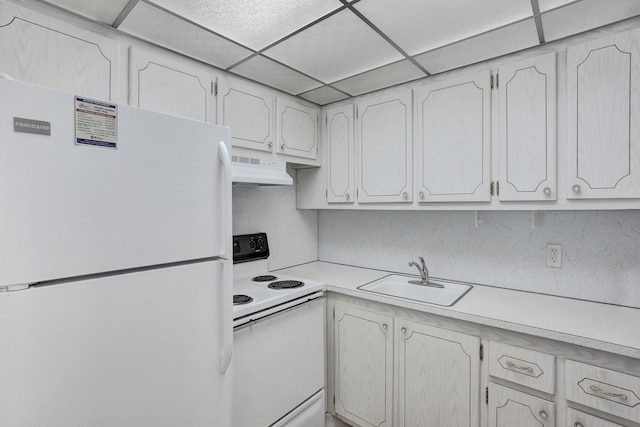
xmin=42 ymin=0 xmax=130 ymax=24
xmin=299 ymin=86 xmax=349 ymax=105
xmin=263 ymin=9 xmax=404 ymax=83
xmin=148 ymin=0 xmax=343 ymax=50
xmin=231 ymin=55 xmax=322 ymax=95
xmin=354 ymin=0 xmax=534 ymax=56
xmin=537 ymin=0 xmax=580 ymax=13
xmin=414 ymin=19 xmax=539 ymax=74
xmin=119 ymin=2 xmax=252 ymax=69
xmin=332 ymin=60 xmax=426 ymax=96
xmin=542 ymin=0 xmax=640 ymax=42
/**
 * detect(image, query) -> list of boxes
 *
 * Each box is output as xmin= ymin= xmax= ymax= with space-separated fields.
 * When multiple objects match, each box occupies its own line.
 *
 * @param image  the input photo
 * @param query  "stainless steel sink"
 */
xmin=358 ymin=274 xmax=472 ymax=307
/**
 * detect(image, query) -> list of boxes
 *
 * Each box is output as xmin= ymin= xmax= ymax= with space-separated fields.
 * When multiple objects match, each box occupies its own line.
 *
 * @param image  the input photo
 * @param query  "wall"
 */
xmin=318 ymin=210 xmax=640 ymax=308
xmin=233 ymin=172 xmax=318 ymax=270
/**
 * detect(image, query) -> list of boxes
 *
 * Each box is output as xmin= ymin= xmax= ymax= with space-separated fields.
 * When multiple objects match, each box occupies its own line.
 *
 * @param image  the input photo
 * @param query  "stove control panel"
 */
xmin=232 ymin=232 xmax=269 ymax=263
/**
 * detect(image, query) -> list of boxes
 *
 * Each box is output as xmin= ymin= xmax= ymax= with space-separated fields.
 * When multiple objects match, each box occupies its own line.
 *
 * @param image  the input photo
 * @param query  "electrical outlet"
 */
xmin=546 ymin=244 xmax=562 ymax=268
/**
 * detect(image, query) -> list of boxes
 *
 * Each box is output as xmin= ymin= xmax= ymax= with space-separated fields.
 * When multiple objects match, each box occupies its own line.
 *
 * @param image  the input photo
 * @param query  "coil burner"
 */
xmin=267 ymin=280 xmax=304 ymax=290
xmin=252 ymin=275 xmax=277 ymax=282
xmin=233 ymin=294 xmax=254 ymax=305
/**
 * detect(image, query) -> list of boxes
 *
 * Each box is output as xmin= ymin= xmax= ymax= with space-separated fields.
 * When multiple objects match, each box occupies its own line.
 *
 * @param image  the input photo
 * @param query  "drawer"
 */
xmin=566 ymin=408 xmax=624 ymax=427
xmin=565 ymin=360 xmax=640 ymax=423
xmin=489 ymin=341 xmax=556 ymax=394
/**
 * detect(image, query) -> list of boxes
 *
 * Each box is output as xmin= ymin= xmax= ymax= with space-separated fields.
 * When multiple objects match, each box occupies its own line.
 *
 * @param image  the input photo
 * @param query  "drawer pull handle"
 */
xmin=506 ymin=360 xmax=534 ymax=374
xmin=589 ymin=385 xmax=628 ymax=400
xmin=574 ymin=422 xmax=584 ymax=427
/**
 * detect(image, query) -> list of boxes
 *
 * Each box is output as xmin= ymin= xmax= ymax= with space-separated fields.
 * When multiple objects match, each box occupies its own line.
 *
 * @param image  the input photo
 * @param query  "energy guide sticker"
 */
xmin=75 ymin=96 xmax=118 ymax=148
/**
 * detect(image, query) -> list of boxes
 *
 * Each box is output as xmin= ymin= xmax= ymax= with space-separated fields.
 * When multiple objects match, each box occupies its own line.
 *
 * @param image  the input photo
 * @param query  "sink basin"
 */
xmin=358 ymin=274 xmax=472 ymax=307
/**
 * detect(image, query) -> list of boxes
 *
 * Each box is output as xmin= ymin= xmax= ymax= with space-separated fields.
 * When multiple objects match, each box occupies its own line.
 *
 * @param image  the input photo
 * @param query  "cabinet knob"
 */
xmin=572 ymin=184 xmax=581 ymax=193
xmin=382 ymin=323 xmax=388 ymax=330
xmin=268 ymin=141 xmax=273 ymax=148
xmin=574 ymin=423 xmax=584 ymax=427
xmin=419 ymin=191 xmax=424 ymax=198
xmin=345 ymin=193 xmax=350 ymax=200
xmin=539 ymin=410 xmax=548 ymax=420
xmin=281 ymin=143 xmax=286 ymax=150
xmin=543 ymin=187 xmax=551 ymax=196
xmin=401 ymin=327 xmax=407 ymax=334
xmin=402 ymin=192 xmax=408 ymax=199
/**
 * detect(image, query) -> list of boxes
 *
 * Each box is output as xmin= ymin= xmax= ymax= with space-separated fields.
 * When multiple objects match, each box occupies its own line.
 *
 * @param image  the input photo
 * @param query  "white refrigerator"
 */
xmin=0 ymin=77 xmax=233 ymax=426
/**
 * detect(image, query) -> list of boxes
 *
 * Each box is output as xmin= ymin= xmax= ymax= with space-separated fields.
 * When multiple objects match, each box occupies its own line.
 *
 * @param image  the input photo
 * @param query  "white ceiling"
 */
xmin=39 ymin=0 xmax=640 ymax=105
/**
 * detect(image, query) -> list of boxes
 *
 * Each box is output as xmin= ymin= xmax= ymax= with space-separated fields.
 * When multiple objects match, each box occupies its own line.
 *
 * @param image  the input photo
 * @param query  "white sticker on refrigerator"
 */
xmin=75 ymin=96 xmax=118 ymax=148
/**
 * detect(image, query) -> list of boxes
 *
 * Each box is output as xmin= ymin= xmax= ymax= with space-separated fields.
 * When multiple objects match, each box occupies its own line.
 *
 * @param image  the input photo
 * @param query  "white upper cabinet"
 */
xmin=416 ymin=71 xmax=491 ymax=202
xmin=567 ymin=28 xmax=640 ymax=199
xmin=129 ymin=47 xmax=217 ymax=122
xmin=498 ymin=53 xmax=557 ymax=201
xmin=219 ymin=78 xmax=274 ymax=152
xmin=276 ymin=97 xmax=319 ymax=161
xmin=357 ymin=90 xmax=413 ymax=203
xmin=0 ymin=2 xmax=121 ymax=102
xmin=326 ymin=104 xmax=355 ymax=203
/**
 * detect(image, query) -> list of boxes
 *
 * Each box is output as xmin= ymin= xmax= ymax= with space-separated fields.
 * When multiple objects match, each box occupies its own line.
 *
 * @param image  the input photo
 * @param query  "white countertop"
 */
xmin=275 ymin=261 xmax=640 ymax=359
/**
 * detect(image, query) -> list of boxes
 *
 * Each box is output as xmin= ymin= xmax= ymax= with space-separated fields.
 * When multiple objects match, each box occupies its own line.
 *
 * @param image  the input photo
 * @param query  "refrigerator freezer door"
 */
xmin=0 ymin=261 xmax=232 ymax=427
xmin=0 ymin=78 xmax=231 ymax=288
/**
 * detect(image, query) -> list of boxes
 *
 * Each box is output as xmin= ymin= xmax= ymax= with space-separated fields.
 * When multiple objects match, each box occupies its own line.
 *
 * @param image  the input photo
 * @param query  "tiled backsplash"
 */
xmin=318 ymin=210 xmax=640 ymax=308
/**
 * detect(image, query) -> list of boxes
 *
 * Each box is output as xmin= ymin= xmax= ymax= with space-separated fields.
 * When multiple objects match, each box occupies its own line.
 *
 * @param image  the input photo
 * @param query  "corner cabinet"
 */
xmin=566 ymin=28 xmax=640 ymax=199
xmin=416 ymin=71 xmax=491 ymax=202
xmin=326 ymin=105 xmax=355 ymax=203
xmin=497 ymin=52 xmax=557 ymax=201
xmin=276 ymin=97 xmax=319 ymax=161
xmin=357 ymin=91 xmax=413 ymax=203
xmin=334 ymin=304 xmax=393 ymax=427
xmin=129 ymin=47 xmax=217 ymax=123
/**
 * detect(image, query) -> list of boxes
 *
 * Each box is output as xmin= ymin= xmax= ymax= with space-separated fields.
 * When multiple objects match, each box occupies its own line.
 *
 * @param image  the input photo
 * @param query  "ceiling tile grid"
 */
xmin=34 ymin=0 xmax=640 ymax=104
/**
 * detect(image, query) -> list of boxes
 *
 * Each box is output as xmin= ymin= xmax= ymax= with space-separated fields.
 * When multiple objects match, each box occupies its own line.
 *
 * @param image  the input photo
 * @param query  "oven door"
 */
xmin=233 ymin=297 xmax=325 ymax=427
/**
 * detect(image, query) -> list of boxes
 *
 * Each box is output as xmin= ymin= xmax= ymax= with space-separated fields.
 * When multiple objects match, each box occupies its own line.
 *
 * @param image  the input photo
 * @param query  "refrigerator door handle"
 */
xmin=218 ymin=140 xmax=233 ymax=374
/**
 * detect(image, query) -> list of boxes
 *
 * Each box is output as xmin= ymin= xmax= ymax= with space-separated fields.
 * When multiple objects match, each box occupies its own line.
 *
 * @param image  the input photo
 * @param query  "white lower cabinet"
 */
xmin=333 ymin=303 xmax=481 ymax=427
xmin=334 ymin=304 xmax=393 ymax=427
xmin=398 ymin=319 xmax=481 ymax=427
xmin=488 ymin=382 xmax=556 ymax=427
xmin=566 ymin=408 xmax=625 ymax=427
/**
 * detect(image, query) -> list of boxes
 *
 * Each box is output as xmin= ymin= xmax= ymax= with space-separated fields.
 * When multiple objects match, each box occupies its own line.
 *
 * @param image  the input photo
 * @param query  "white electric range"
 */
xmin=232 ymin=233 xmax=325 ymax=427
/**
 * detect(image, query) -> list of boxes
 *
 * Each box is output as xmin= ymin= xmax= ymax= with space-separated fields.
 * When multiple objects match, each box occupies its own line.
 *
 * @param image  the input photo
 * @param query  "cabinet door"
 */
xmin=0 ymin=2 xmax=120 ymax=102
xmin=219 ymin=78 xmax=274 ymax=152
xmin=498 ymin=53 xmax=557 ymax=201
xmin=276 ymin=97 xmax=319 ymax=160
xmin=567 ymin=28 xmax=640 ymax=199
xmin=357 ymin=90 xmax=413 ymax=203
xmin=334 ymin=304 xmax=393 ymax=427
xmin=488 ymin=383 xmax=555 ymax=427
xmin=326 ymin=105 xmax=355 ymax=203
xmin=416 ymin=71 xmax=491 ymax=202
xmin=397 ymin=320 xmax=481 ymax=427
xmin=129 ymin=47 xmax=216 ymax=122
xmin=566 ymin=408 xmax=624 ymax=427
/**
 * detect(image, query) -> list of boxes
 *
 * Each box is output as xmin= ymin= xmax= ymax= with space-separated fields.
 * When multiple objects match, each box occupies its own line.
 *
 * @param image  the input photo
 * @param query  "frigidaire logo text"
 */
xmin=14 ymin=120 xmax=50 ymax=131
xmin=13 ymin=117 xmax=51 ymax=135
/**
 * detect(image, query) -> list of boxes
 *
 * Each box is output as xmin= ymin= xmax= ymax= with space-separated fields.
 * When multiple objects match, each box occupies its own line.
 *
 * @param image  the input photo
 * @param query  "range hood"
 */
xmin=231 ymin=155 xmax=293 ymax=186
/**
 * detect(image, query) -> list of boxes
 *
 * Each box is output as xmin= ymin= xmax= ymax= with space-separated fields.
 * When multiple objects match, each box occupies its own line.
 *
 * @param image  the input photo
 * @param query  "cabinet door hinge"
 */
xmin=333 ymin=395 xmax=336 ymax=405
xmin=485 ymin=386 xmax=489 ymax=405
xmin=490 ymin=181 xmax=500 ymax=196
xmin=326 ymin=189 xmax=328 ymax=199
xmin=332 ymin=307 xmax=335 ymax=319
xmin=496 ymin=73 xmax=499 ymax=89
xmin=212 ymin=81 xmax=218 ymax=96
xmin=490 ymin=74 xmax=494 ymax=89
xmin=479 ymin=343 xmax=484 ymax=361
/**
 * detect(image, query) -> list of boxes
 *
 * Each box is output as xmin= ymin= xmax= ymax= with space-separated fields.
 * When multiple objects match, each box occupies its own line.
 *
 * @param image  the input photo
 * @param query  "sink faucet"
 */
xmin=408 ymin=256 xmax=429 ymax=283
xmin=408 ymin=256 xmax=444 ymax=288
